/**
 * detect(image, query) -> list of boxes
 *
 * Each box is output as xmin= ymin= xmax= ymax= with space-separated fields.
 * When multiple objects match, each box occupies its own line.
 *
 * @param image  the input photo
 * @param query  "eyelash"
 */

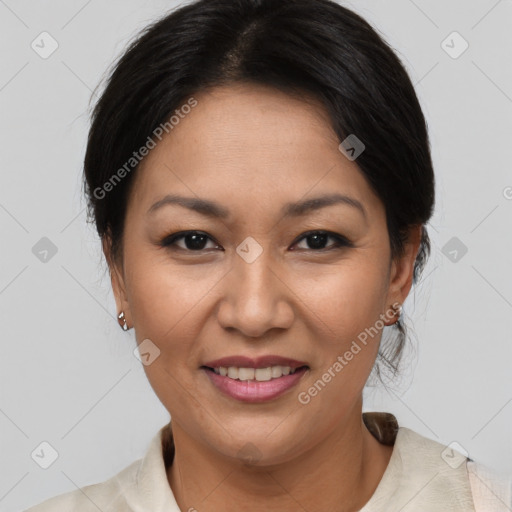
xmin=159 ymin=230 xmax=353 ymax=253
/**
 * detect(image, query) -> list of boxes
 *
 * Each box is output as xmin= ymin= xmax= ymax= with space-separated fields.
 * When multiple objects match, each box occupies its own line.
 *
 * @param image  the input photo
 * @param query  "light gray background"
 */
xmin=1 ymin=0 xmax=511 ymax=510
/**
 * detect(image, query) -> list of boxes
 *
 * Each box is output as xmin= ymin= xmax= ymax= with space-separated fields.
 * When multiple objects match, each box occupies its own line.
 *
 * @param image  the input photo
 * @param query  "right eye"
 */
xmin=160 ymin=231 xmax=222 ymax=252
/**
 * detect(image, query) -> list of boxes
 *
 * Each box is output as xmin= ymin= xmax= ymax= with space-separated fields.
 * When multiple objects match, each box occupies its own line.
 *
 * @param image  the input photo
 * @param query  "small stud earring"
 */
xmin=118 ymin=311 xmax=129 ymax=331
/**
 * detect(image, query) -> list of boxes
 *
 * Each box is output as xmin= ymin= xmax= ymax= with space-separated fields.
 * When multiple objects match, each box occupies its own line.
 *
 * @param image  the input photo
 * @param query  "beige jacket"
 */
xmin=24 ymin=412 xmax=512 ymax=511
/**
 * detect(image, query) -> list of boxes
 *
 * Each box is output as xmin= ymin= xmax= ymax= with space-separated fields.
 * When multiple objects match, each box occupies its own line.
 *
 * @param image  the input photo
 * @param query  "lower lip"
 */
xmin=202 ymin=367 xmax=308 ymax=403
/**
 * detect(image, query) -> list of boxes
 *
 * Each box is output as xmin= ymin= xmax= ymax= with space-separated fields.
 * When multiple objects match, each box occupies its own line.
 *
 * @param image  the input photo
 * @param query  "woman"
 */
xmin=25 ymin=0 xmax=511 ymax=510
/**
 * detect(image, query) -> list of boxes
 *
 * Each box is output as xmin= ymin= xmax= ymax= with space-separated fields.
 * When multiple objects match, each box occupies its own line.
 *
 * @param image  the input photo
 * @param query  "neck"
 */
xmin=167 ymin=405 xmax=393 ymax=512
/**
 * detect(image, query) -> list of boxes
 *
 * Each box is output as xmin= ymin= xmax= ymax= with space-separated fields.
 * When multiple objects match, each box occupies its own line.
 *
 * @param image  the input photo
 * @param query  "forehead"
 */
xmin=128 ymin=83 xmax=382 ymax=219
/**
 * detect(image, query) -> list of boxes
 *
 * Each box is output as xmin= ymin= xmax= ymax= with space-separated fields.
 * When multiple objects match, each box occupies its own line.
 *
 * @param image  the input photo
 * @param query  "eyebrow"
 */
xmin=147 ymin=193 xmax=366 ymax=220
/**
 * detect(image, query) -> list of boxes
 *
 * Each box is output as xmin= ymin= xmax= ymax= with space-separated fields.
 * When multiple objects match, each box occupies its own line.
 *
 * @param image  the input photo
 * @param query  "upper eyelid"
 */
xmin=291 ymin=230 xmax=349 ymax=243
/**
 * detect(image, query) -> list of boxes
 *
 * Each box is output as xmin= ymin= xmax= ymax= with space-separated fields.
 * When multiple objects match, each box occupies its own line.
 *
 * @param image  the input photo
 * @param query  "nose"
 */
xmin=216 ymin=247 xmax=294 ymax=338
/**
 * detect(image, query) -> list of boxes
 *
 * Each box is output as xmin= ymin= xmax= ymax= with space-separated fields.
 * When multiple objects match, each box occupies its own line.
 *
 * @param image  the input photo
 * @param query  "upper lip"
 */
xmin=202 ymin=355 xmax=309 ymax=370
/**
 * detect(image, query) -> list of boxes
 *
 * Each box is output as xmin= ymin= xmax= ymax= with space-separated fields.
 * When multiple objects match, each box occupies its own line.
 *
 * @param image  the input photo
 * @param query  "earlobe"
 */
xmin=384 ymin=302 xmax=403 ymax=327
xmin=386 ymin=225 xmax=423 ymax=315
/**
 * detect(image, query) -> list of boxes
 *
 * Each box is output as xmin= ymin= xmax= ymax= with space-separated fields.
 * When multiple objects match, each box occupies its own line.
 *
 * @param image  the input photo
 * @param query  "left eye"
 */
xmin=291 ymin=231 xmax=352 ymax=251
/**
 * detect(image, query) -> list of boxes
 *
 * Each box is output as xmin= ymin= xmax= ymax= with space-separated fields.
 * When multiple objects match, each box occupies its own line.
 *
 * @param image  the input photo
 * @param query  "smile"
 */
xmin=201 ymin=364 xmax=309 ymax=402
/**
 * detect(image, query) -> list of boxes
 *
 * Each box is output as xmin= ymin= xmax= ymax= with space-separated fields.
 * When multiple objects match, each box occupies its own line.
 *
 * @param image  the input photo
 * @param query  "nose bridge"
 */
xmin=234 ymin=242 xmax=277 ymax=310
xmin=218 ymin=238 xmax=293 ymax=337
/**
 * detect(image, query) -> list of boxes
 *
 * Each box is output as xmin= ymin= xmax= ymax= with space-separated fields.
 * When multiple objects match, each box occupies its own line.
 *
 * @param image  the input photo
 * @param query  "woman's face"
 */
xmin=108 ymin=83 xmax=419 ymax=464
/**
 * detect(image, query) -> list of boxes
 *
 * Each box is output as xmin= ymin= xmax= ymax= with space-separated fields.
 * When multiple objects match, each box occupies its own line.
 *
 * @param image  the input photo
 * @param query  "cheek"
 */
xmin=123 ymin=251 xmax=219 ymax=415
xmin=123 ymin=246 xmax=234 ymax=413
xmin=124 ymin=244 xmax=223 ymax=340
xmin=296 ymin=255 xmax=389 ymax=344
xmin=291 ymin=260 xmax=389 ymax=427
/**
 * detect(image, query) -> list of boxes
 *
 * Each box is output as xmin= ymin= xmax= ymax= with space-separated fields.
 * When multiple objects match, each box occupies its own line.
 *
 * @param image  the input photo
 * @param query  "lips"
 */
xmin=202 ymin=364 xmax=309 ymax=402
xmin=202 ymin=355 xmax=309 ymax=370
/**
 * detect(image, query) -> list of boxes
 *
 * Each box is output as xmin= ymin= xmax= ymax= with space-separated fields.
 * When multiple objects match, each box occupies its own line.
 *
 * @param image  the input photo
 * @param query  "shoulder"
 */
xmin=23 ymin=424 xmax=174 ymax=512
xmin=395 ymin=426 xmax=469 ymax=475
xmin=394 ymin=426 xmax=511 ymax=510
xmin=23 ymin=458 xmax=142 ymax=512
xmin=388 ymin=427 xmax=478 ymax=509
xmin=467 ymin=459 xmax=512 ymax=512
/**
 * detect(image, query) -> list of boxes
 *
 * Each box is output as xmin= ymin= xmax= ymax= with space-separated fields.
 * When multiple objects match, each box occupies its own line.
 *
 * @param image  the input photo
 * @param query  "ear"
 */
xmin=102 ymin=235 xmax=132 ymax=329
xmin=384 ymin=225 xmax=423 ymax=322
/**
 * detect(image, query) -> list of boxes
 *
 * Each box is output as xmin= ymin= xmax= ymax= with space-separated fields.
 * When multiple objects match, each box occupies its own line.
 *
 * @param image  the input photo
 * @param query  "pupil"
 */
xmin=186 ymin=233 xmax=207 ymax=250
xmin=308 ymin=233 xmax=327 ymax=249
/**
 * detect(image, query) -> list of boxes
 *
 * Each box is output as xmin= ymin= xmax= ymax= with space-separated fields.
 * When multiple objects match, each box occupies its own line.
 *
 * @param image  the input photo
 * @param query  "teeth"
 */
xmin=271 ymin=366 xmax=282 ymax=378
xmin=255 ymin=367 xmax=272 ymax=381
xmin=238 ymin=367 xmax=255 ymax=380
xmin=214 ymin=365 xmax=300 ymax=381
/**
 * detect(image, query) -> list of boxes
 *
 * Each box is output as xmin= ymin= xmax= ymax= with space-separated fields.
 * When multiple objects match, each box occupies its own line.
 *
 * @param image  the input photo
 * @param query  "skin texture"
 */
xmin=105 ymin=83 xmax=421 ymax=511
